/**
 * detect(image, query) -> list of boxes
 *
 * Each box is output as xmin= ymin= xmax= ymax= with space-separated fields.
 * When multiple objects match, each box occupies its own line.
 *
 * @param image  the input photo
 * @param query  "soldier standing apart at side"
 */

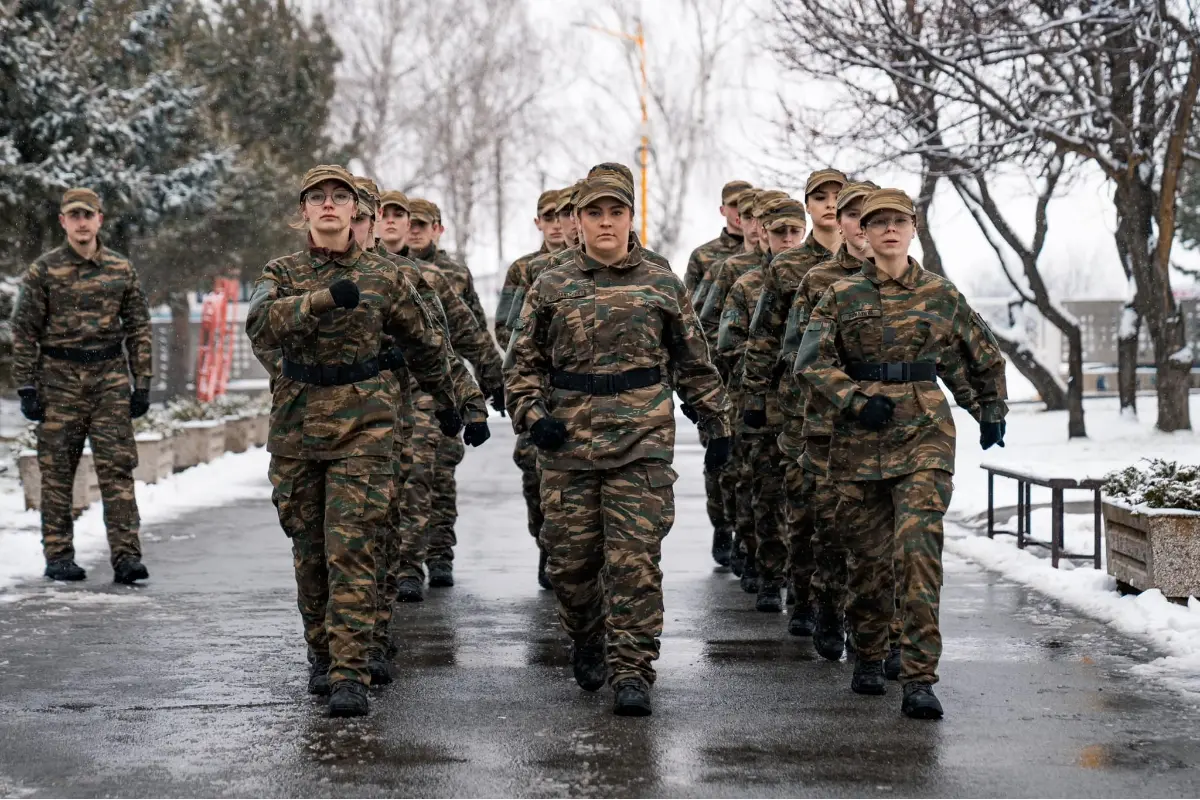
xmin=11 ymin=188 xmax=153 ymax=585
xmin=506 ymin=166 xmax=731 ymax=717
xmin=248 ymin=165 xmax=459 ymax=718
xmin=797 ymin=188 xmax=1008 ymax=719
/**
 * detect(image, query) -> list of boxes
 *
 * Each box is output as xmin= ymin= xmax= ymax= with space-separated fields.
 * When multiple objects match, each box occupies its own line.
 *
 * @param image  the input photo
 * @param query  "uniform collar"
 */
xmin=720 ymin=227 xmax=744 ymax=248
xmin=801 ymin=232 xmax=832 ymax=260
xmin=409 ymin=243 xmax=437 ymax=262
xmin=862 ymin=256 xmax=922 ymax=289
xmin=308 ymin=233 xmax=361 ymax=266
xmin=61 ymin=237 xmax=104 ymax=266
xmin=577 ymin=244 xmax=645 ymax=273
xmin=836 ymin=244 xmax=864 ymax=271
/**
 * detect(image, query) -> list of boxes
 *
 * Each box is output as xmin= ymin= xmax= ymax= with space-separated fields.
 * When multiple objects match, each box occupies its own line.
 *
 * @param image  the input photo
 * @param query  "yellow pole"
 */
xmin=636 ymin=21 xmax=649 ymax=247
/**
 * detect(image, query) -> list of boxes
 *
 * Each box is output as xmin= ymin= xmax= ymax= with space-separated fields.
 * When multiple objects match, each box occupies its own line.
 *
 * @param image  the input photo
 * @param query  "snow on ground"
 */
xmin=0 ymin=447 xmax=271 ymax=594
xmin=946 ymin=392 xmax=1200 ymax=695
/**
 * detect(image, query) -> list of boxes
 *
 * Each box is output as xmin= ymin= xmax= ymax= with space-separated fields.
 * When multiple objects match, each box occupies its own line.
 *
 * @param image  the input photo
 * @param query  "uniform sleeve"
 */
xmin=684 ymin=248 xmax=704 ymax=294
xmin=383 ymin=275 xmax=457 ymax=410
xmin=494 ymin=257 xmax=525 ymax=348
xmin=460 ymin=268 xmax=490 ymax=332
xmin=715 ymin=282 xmax=749 ymax=384
xmin=698 ymin=262 xmax=729 ymax=333
xmin=796 ymin=287 xmax=867 ymax=415
xmin=246 ymin=259 xmax=324 ymax=350
xmin=10 ymin=262 xmax=47 ymax=387
xmin=437 ymin=278 xmax=503 ymax=392
xmin=942 ymin=295 xmax=1009 ymax=423
xmin=503 ymin=281 xmax=551 ymax=432
xmin=740 ymin=286 xmax=783 ymax=413
xmin=451 ymin=355 xmax=488 ymax=422
xmin=120 ymin=264 xmax=154 ymax=389
xmin=666 ymin=277 xmax=732 ymax=438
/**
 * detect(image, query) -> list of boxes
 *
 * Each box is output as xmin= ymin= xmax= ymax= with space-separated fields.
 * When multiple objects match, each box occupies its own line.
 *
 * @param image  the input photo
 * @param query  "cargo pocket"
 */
xmin=644 ymin=461 xmax=678 ymax=537
xmin=895 ymin=469 xmax=953 ymax=587
xmin=330 ymin=456 xmax=393 ymax=527
xmin=268 ymin=473 xmax=300 ymax=537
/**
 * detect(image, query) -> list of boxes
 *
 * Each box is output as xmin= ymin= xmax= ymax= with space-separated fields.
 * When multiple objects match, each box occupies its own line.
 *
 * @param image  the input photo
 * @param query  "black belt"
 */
xmin=847 ymin=362 xmax=937 ymax=382
xmin=550 ymin=367 xmax=663 ymax=395
xmin=282 ymin=357 xmax=380 ymax=386
xmin=41 ymin=344 xmax=123 ymax=364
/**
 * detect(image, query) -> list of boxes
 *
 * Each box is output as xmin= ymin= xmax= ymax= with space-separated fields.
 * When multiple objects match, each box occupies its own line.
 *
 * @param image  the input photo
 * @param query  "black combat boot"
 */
xmin=730 ymin=542 xmax=745 ymax=578
xmin=571 ymin=640 xmax=606 ymax=692
xmin=740 ymin=562 xmax=759 ymax=594
xmin=308 ymin=655 xmax=332 ymax=696
xmin=755 ymin=584 xmax=782 ymax=613
xmin=786 ymin=583 xmax=796 ymax=605
xmin=396 ymin=576 xmax=424 ymax=603
xmin=787 ymin=604 xmax=815 ymax=637
xmin=711 ymin=527 xmax=732 ymax=567
xmin=44 ymin=559 xmax=86 ymax=582
xmin=427 ymin=561 xmax=454 ymax=588
xmin=812 ymin=604 xmax=845 ymax=661
xmin=367 ymin=649 xmax=393 ymax=686
xmin=884 ymin=646 xmax=902 ymax=680
xmin=901 ymin=682 xmax=944 ymax=719
xmin=612 ymin=679 xmax=652 ymax=717
xmin=851 ymin=659 xmax=887 ymax=696
xmin=328 ymin=680 xmax=369 ymax=717
xmin=537 ymin=549 xmax=552 ymax=590
xmin=112 ymin=557 xmax=149 ymax=585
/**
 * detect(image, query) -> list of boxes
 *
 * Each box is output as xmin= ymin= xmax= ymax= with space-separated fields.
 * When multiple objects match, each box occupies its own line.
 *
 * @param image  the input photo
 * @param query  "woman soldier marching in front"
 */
xmin=505 ymin=165 xmax=731 ymax=717
xmin=797 ymin=188 xmax=1007 ymax=719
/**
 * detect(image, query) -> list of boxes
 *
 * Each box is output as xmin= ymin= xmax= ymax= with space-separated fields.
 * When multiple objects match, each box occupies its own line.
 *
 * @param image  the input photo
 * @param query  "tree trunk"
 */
xmin=1117 ymin=305 xmax=1140 ymax=415
xmin=1064 ymin=326 xmax=1086 ymax=438
xmin=915 ymin=165 xmax=945 ymax=278
xmin=991 ymin=327 xmax=1068 ymax=411
xmin=1153 ymin=314 xmax=1192 ymax=431
xmin=166 ymin=291 xmax=191 ymax=401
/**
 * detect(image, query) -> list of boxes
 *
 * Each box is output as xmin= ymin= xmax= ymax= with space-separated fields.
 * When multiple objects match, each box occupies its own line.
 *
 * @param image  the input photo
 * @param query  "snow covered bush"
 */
xmin=1104 ymin=460 xmax=1200 ymax=511
xmin=165 ymin=398 xmax=221 ymax=423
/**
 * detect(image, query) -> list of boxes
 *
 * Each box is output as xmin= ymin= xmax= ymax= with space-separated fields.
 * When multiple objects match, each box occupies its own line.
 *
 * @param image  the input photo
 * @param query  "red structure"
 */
xmin=194 ymin=279 xmax=239 ymax=402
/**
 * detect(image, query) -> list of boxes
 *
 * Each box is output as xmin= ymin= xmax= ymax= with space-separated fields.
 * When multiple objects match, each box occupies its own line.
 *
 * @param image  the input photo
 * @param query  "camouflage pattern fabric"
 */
xmin=426 ymin=433 xmax=465 ymax=564
xmin=704 ymin=468 xmax=731 ymax=545
xmin=36 ymin=362 xmax=142 ymax=566
xmin=414 ymin=256 xmax=503 ymax=394
xmin=10 ymin=240 xmax=153 ymax=390
xmin=409 ymin=244 xmax=490 ymax=334
xmin=397 ymin=406 xmax=440 ymax=582
xmin=784 ymin=461 xmax=816 ymax=607
xmin=514 ymin=433 xmax=544 ymax=538
xmin=270 ymin=454 xmax=392 ymax=686
xmin=684 ymin=227 xmax=743 ymax=295
xmin=505 ymin=245 xmax=731 ymax=471
xmin=698 ymin=249 xmax=766 ymax=348
xmin=373 ymin=433 xmax=413 ymax=656
xmin=731 ymin=433 xmax=757 ymax=569
xmin=539 ymin=460 xmax=678 ymax=686
xmin=496 ymin=244 xmax=550 ymax=348
xmin=246 ymin=238 xmax=456 ymax=461
xmin=806 ymin=472 xmax=846 ymax=612
xmin=796 ymin=256 xmax=1008 ymax=481
xmin=750 ymin=433 xmax=789 ymax=589
xmin=833 ymin=469 xmax=952 ymax=684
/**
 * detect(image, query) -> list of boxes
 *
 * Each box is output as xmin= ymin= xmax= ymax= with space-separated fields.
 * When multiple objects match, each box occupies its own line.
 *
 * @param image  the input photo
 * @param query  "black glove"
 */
xmin=463 ymin=420 xmax=491 ymax=447
xmin=856 ymin=394 xmax=896 ymax=432
xmin=530 ymin=417 xmax=568 ymax=451
xmin=489 ymin=386 xmax=506 ymax=417
xmin=379 ymin=347 xmax=405 ymax=371
xmin=704 ymin=436 xmax=732 ymax=472
xmin=980 ymin=420 xmax=1006 ymax=450
xmin=679 ymin=402 xmax=699 ymax=423
xmin=129 ymin=388 xmax=150 ymax=419
xmin=743 ymin=409 xmax=767 ymax=429
xmin=328 ymin=278 xmax=360 ymax=310
xmin=435 ymin=408 xmax=463 ymax=437
xmin=17 ymin=386 xmax=44 ymax=422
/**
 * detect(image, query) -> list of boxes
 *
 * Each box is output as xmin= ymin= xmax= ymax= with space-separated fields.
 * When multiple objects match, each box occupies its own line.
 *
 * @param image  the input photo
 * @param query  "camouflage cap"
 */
xmin=556 ymin=183 xmax=582 ymax=213
xmin=428 ymin=200 xmax=443 ymax=224
xmin=60 ymin=187 xmax=103 ymax=214
xmin=379 ymin=190 xmax=410 ymax=212
xmin=537 ymin=189 xmax=560 ymax=216
xmin=761 ymin=198 xmax=807 ymax=231
xmin=837 ymin=180 xmax=881 ymax=211
xmin=353 ymin=176 xmax=380 ymax=200
xmin=721 ymin=179 xmax=754 ymax=206
xmin=804 ymin=168 xmax=848 ymax=197
xmin=588 ymin=162 xmax=635 ymax=187
xmin=860 ymin=188 xmax=916 ymax=222
xmin=576 ymin=167 xmax=635 ymax=210
xmin=300 ymin=164 xmax=356 ymax=199
xmin=352 ymin=176 xmax=378 ymax=217
xmin=736 ymin=188 xmax=762 ymax=217
xmin=408 ymin=198 xmax=438 ymax=224
xmin=752 ymin=189 xmax=790 ymax=219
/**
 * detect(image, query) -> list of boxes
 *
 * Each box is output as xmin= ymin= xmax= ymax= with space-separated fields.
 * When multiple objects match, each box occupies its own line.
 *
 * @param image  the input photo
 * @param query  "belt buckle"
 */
xmin=590 ymin=374 xmax=615 ymax=395
xmin=319 ymin=365 xmax=338 ymax=385
xmin=885 ymin=363 xmax=906 ymax=382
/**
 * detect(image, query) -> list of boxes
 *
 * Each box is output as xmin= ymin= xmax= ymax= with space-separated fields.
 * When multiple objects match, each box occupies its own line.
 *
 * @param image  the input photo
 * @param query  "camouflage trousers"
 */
xmin=426 ymin=433 xmax=465 ymax=564
xmin=398 ymin=407 xmax=440 ymax=582
xmin=373 ymin=434 xmax=413 ymax=657
xmin=539 ymin=459 xmax=678 ymax=687
xmin=783 ymin=461 xmax=816 ymax=606
xmin=834 ymin=469 xmax=952 ymax=685
xmin=806 ymin=466 xmax=847 ymax=612
xmin=732 ymin=433 xmax=756 ymax=564
xmin=269 ymin=454 xmax=392 ymax=686
xmin=513 ymin=434 xmax=544 ymax=539
xmin=36 ymin=362 xmax=141 ymax=567
xmin=747 ymin=433 xmax=788 ymax=589
xmin=701 ymin=431 xmax=733 ymax=539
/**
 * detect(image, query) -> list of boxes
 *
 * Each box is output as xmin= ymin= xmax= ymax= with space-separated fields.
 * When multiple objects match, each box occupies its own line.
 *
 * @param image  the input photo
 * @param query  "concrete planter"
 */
xmin=173 ymin=420 xmax=227 ymax=471
xmin=1103 ymin=499 xmax=1200 ymax=600
xmin=248 ymin=413 xmax=270 ymax=447
xmin=17 ymin=449 xmax=100 ymax=514
xmin=222 ymin=416 xmax=254 ymax=454
xmin=134 ymin=433 xmax=174 ymax=484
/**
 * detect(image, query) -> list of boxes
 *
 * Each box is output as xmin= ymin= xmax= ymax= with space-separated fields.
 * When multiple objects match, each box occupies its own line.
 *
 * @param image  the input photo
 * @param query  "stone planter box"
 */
xmin=17 ymin=449 xmax=100 ymax=514
xmin=172 ymin=420 xmax=227 ymax=471
xmin=133 ymin=433 xmax=174 ymax=484
xmin=1103 ymin=499 xmax=1200 ymax=600
xmin=248 ymin=413 xmax=270 ymax=447
xmin=222 ymin=416 xmax=254 ymax=454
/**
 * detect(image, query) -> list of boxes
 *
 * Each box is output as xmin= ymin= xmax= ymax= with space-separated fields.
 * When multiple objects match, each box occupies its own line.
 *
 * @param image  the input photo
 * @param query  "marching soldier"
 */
xmin=505 ymin=165 xmax=731 ymax=716
xmin=11 ymin=187 xmax=153 ymax=585
xmin=797 ymin=188 xmax=1008 ymax=719
xmin=685 ymin=179 xmax=751 ymax=294
xmin=247 ymin=164 xmax=459 ymax=718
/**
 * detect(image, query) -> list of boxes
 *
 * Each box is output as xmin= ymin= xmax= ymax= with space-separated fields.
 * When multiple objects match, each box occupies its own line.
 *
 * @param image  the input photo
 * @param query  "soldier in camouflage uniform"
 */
xmin=11 ymin=188 xmax=153 ymax=585
xmin=797 ymin=188 xmax=1008 ymax=719
xmin=247 ymin=165 xmax=460 ymax=718
xmin=717 ymin=195 xmax=805 ymax=611
xmin=407 ymin=199 xmax=503 ymax=587
xmin=742 ymin=168 xmax=847 ymax=636
xmin=505 ymin=166 xmax=731 ymax=717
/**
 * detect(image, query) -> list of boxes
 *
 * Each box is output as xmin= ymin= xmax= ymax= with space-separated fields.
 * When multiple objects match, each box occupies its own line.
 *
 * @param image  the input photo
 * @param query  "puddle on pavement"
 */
xmin=702 ymin=638 xmax=813 ymax=663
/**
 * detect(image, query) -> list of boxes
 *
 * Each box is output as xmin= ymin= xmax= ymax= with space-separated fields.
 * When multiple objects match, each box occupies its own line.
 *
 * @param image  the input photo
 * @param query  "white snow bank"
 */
xmin=0 ymin=448 xmax=271 ymax=593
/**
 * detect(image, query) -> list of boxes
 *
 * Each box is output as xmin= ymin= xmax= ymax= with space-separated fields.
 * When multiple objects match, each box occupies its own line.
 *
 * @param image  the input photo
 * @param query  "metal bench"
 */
xmin=983 ymin=461 xmax=1104 ymax=569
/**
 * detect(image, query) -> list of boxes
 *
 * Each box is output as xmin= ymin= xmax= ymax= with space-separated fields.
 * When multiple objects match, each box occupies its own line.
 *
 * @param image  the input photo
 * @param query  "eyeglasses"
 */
xmin=304 ymin=189 xmax=355 ymax=207
xmin=865 ymin=215 xmax=914 ymax=232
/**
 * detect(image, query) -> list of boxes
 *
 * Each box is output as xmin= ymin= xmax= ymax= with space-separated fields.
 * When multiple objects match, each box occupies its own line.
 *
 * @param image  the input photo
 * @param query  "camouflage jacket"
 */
xmin=495 ymin=244 xmax=550 ymax=348
xmin=248 ymin=239 xmax=456 ymax=460
xmin=742 ymin=234 xmax=835 ymax=418
xmin=412 ymin=245 xmax=489 ymax=331
xmin=11 ymin=239 xmax=153 ymax=390
xmin=505 ymin=245 xmax=731 ymax=471
xmin=412 ymin=258 xmax=488 ymax=419
xmin=797 ymin=257 xmax=1008 ymax=481
xmin=717 ymin=266 xmax=781 ymax=432
xmin=699 ymin=247 xmax=768 ymax=346
xmin=685 ymin=227 xmax=743 ymax=296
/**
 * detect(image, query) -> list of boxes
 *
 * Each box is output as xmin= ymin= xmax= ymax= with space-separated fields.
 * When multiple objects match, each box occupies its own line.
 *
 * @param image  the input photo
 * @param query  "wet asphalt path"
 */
xmin=1 ymin=423 xmax=1199 ymax=798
